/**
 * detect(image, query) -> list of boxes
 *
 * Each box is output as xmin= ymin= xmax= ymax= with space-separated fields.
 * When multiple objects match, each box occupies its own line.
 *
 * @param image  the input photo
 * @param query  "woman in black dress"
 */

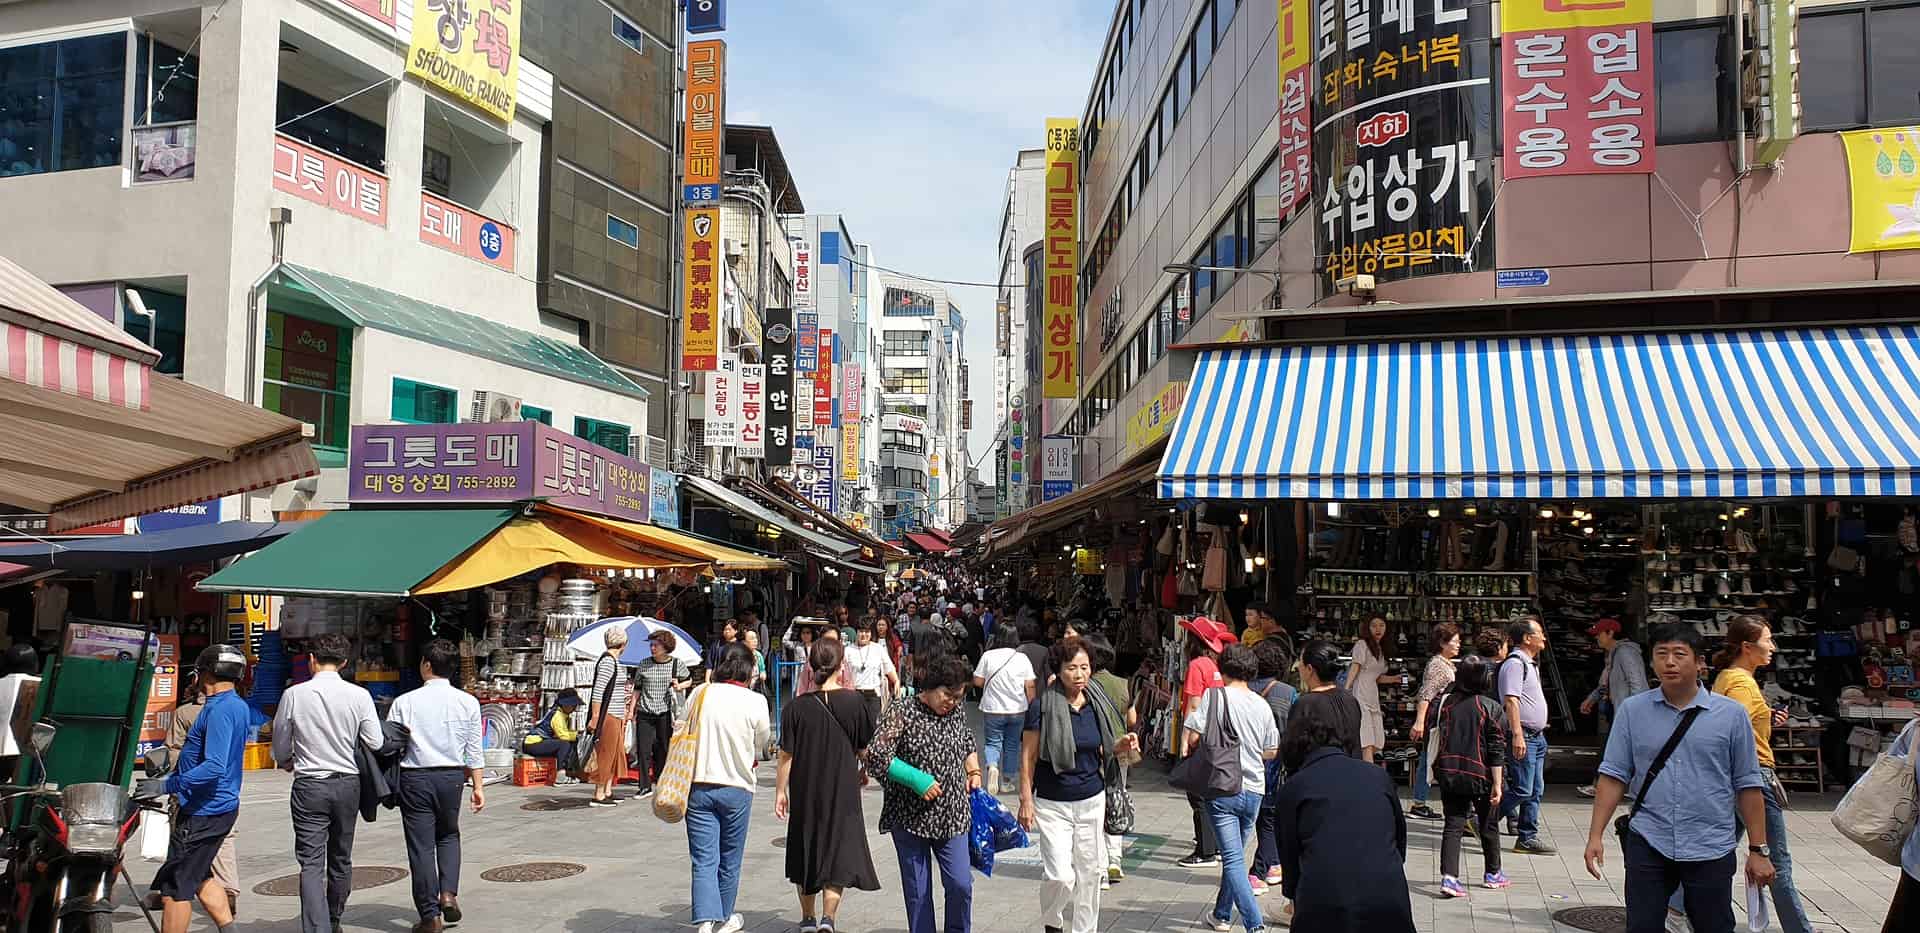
xmin=777 ymin=638 xmax=880 ymax=933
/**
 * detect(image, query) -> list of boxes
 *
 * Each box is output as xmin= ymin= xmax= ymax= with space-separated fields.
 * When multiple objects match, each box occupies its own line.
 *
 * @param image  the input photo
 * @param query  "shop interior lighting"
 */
xmin=1539 ymin=507 xmax=1557 ymax=518
xmin=1426 ymin=506 xmax=1441 ymax=518
xmin=1584 ymin=526 xmax=1596 ymax=536
xmin=1238 ymin=509 xmax=1250 ymax=525
xmin=1254 ymin=554 xmax=1268 ymax=567
xmin=1718 ymin=513 xmax=1731 ymax=521
xmin=1243 ymin=557 xmax=1255 ymax=573
xmin=131 ymin=590 xmax=145 ymax=600
xmin=1062 ymin=545 xmax=1072 ymax=553
xmin=1326 ymin=502 xmax=1342 ymax=517
xmin=1462 ymin=505 xmax=1477 ymax=516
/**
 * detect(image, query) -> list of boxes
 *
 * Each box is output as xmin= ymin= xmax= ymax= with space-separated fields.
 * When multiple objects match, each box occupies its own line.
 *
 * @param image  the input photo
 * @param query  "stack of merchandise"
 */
xmin=250 ymin=631 xmax=289 ymax=712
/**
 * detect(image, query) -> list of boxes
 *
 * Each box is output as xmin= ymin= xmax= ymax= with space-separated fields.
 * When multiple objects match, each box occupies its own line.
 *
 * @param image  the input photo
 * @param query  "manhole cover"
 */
xmin=520 ymin=797 xmax=591 ymax=811
xmin=480 ymin=862 xmax=586 ymax=883
xmin=253 ymin=866 xmax=406 ymax=896
xmin=770 ymin=836 xmax=786 ymax=848
xmin=1552 ymin=907 xmax=1627 ymax=933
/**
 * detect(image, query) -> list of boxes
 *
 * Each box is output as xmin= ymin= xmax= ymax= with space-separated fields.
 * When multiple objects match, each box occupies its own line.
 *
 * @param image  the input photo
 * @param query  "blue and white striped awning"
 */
xmin=1158 ymin=326 xmax=1920 ymax=500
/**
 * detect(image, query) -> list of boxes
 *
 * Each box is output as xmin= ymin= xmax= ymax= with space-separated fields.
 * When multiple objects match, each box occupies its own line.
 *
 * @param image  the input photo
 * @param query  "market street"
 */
xmin=106 ymin=743 xmax=1896 ymax=933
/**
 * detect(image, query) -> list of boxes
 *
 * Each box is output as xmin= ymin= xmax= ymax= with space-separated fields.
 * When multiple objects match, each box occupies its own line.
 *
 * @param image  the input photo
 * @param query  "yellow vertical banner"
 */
xmin=841 ymin=422 xmax=861 ymax=483
xmin=682 ymin=208 xmax=721 ymax=370
xmin=407 ymin=0 xmax=519 ymax=123
xmin=1843 ymin=127 xmax=1920 ymax=254
xmin=1042 ymin=118 xmax=1080 ymax=400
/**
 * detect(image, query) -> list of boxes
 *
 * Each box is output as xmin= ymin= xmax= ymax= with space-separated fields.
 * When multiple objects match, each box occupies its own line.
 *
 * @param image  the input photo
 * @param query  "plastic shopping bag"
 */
xmin=139 ymin=810 xmax=170 ymax=862
xmin=968 ymin=787 xmax=1030 ymax=877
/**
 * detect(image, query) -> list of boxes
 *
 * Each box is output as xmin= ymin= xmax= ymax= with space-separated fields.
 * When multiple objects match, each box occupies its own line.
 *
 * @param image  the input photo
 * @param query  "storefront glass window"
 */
xmin=122 ymin=288 xmax=186 ymax=376
xmin=276 ymin=82 xmax=386 ymax=172
xmin=573 ymin=416 xmax=631 ymax=455
xmin=1868 ymin=5 xmax=1920 ymax=125
xmin=133 ymin=36 xmax=196 ymax=125
xmin=0 ymin=33 xmax=127 ymax=178
xmin=1655 ymin=25 xmax=1728 ymax=142
xmin=519 ymin=404 xmax=553 ymax=425
xmin=390 ymin=378 xmax=458 ymax=424
xmin=262 ymin=310 xmax=352 ymax=462
xmin=1800 ymin=11 xmax=1868 ymax=129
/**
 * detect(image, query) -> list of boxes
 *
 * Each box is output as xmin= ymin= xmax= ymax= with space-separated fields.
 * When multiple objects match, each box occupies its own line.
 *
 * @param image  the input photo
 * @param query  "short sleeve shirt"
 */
xmin=1024 ymin=699 xmax=1105 ymax=802
xmin=1598 ymin=686 xmax=1765 ymax=862
xmin=1184 ymin=686 xmax=1282 ymax=795
xmin=1498 ymin=651 xmax=1549 ymax=731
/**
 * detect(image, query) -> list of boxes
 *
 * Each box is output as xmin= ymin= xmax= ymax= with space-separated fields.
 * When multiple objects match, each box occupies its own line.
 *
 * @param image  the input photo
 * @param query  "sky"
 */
xmin=720 ymin=0 xmax=1114 ymax=483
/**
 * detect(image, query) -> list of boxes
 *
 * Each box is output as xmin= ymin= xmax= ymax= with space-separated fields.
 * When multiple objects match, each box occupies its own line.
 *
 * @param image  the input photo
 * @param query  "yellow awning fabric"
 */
xmin=414 ymin=514 xmax=694 ymax=595
xmin=544 ymin=507 xmax=788 ymax=571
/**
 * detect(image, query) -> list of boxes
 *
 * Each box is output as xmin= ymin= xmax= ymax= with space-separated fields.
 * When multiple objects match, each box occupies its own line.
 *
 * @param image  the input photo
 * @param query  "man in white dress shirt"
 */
xmin=272 ymin=633 xmax=383 ymax=933
xmin=387 ymin=639 xmax=483 ymax=932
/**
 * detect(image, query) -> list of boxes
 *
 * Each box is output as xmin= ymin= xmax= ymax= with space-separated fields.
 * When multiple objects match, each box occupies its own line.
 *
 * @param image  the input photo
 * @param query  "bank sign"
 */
xmin=349 ymin=422 xmax=651 ymax=523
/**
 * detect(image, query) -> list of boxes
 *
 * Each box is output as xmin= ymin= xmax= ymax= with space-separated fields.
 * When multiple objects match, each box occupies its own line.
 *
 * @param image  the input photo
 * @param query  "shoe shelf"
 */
xmin=1771 ymin=724 xmax=1826 ymax=791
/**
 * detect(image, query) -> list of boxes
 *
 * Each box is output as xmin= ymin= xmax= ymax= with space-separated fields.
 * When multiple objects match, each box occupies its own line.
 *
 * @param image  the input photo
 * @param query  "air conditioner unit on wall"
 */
xmin=468 ymin=390 xmax=524 ymax=423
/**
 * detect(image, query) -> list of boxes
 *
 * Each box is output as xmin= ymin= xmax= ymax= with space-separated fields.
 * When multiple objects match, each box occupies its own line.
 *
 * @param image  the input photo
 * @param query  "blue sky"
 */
xmin=720 ymin=0 xmax=1114 ymax=479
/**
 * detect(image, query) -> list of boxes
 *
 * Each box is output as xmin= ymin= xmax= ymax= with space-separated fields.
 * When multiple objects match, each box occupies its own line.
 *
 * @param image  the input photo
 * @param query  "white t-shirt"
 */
xmin=973 ymin=647 xmax=1037 ymax=715
xmin=688 ymin=683 xmax=772 ymax=790
xmin=844 ymin=642 xmax=895 ymax=692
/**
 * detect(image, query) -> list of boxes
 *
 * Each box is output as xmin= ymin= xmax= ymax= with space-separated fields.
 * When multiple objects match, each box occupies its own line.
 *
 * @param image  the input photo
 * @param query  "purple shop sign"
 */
xmin=349 ymin=423 xmax=652 ymax=524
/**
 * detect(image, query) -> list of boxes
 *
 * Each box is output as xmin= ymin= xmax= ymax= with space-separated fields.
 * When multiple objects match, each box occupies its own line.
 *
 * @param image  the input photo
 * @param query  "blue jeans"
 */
xmin=982 ymin=713 xmax=1024 ymax=778
xmin=1205 ymin=789 xmax=1264 ymax=931
xmin=892 ymin=831 xmax=972 ymax=933
xmin=685 ymin=783 xmax=753 ymax=924
xmin=1665 ymin=769 xmax=1813 ymax=933
xmin=1412 ymin=745 xmax=1430 ymax=804
xmin=1500 ymin=731 xmax=1547 ymax=842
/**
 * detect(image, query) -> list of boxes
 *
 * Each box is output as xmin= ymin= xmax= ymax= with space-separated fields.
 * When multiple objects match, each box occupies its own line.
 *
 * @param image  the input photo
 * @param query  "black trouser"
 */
xmin=398 ymin=768 xmax=466 ymax=922
xmin=1440 ymin=791 xmax=1501 ymax=880
xmin=291 ymin=773 xmax=359 ymax=933
xmin=521 ymin=738 xmax=575 ymax=772
xmin=1621 ymin=828 xmax=1736 ymax=933
xmin=1885 ymin=869 xmax=1920 ymax=933
xmin=1251 ymin=796 xmax=1281 ymax=874
xmin=1188 ymin=792 xmax=1219 ymax=858
xmin=860 ymin=689 xmax=883 ymax=725
xmin=631 ymin=711 xmax=672 ymax=791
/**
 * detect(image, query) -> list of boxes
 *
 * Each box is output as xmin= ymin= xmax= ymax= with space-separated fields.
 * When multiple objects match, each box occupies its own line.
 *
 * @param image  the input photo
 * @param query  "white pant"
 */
xmin=1035 ymin=793 xmax=1105 ymax=933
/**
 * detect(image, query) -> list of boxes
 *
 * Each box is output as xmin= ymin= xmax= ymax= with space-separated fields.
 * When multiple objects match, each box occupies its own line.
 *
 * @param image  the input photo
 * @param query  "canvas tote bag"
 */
xmin=651 ymin=684 xmax=711 ymax=823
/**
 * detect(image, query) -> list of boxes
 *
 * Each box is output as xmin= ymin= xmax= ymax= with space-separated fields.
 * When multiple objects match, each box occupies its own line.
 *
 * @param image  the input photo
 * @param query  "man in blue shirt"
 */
xmin=1582 ymin=624 xmax=1775 ymax=933
xmin=151 ymin=645 xmax=249 ymax=933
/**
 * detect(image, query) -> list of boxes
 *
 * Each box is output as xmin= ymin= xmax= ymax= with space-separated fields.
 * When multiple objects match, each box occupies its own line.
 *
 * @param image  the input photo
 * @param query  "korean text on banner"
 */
xmin=763 ymin=306 xmax=795 ymax=467
xmin=705 ymin=354 xmax=739 ymax=448
xmin=272 ymin=134 xmax=388 ymax=227
xmin=407 ymin=0 xmax=518 ymax=123
xmin=793 ymin=242 xmax=814 ymax=311
xmin=796 ymin=378 xmax=815 ymax=435
xmin=1843 ymin=128 xmax=1920 ymax=254
xmin=808 ymin=443 xmax=836 ymax=514
xmin=738 ymin=363 xmax=766 ymax=458
xmin=684 ymin=40 xmax=725 ymax=204
xmin=1500 ymin=0 xmax=1655 ymax=178
xmin=420 ymin=192 xmax=514 ymax=272
xmin=682 ymin=207 xmax=721 ymax=370
xmin=1275 ymin=0 xmax=1314 ymax=219
xmin=815 ymin=329 xmax=835 ymax=428
xmin=1042 ymin=435 xmax=1075 ymax=502
xmin=841 ymin=422 xmax=861 ymax=483
xmin=1042 ymin=118 xmax=1080 ymax=400
xmin=349 ymin=423 xmax=652 ymax=523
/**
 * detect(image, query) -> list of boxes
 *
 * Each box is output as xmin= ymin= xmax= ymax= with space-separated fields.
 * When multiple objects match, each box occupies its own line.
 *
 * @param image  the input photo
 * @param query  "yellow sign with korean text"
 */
xmin=841 ymin=423 xmax=861 ymax=483
xmin=408 ymin=0 xmax=519 ymax=123
xmin=681 ymin=208 xmax=721 ymax=370
xmin=1502 ymin=0 xmax=1650 ymax=32
xmin=1843 ymin=127 xmax=1920 ymax=254
xmin=1043 ymin=118 xmax=1080 ymax=400
xmin=1126 ymin=381 xmax=1187 ymax=455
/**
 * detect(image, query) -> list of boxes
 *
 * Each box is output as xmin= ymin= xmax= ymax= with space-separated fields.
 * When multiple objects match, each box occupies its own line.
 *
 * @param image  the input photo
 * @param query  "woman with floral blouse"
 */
xmin=865 ymin=654 xmax=982 ymax=933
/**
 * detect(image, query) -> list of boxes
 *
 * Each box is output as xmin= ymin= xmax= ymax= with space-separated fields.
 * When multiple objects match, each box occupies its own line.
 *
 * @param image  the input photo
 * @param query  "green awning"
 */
xmin=275 ymin=264 xmax=648 ymax=400
xmin=197 ymin=508 xmax=517 ymax=597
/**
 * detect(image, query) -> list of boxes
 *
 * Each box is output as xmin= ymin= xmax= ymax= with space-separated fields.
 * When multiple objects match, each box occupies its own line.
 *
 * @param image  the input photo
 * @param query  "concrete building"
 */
xmin=873 ymin=273 xmax=968 ymax=537
xmin=0 ymin=0 xmax=649 ymax=503
xmin=775 ymin=213 xmax=863 ymax=521
xmin=992 ymin=148 xmax=1046 ymax=518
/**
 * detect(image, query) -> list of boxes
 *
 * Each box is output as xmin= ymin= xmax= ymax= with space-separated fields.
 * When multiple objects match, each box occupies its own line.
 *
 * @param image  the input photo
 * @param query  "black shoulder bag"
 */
xmin=1613 ymin=707 xmax=1704 ymax=843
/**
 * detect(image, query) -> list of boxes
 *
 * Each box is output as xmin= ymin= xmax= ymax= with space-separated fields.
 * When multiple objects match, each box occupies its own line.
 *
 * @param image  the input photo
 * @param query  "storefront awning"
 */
xmin=414 ymin=512 xmax=700 ymax=595
xmin=0 ymin=520 xmax=295 ymax=571
xmin=197 ymin=508 xmax=517 ymax=597
xmin=1160 ymin=326 xmax=1920 ymax=500
xmin=904 ymin=532 xmax=950 ymax=555
xmin=987 ymin=452 xmax=1163 ymax=558
xmin=542 ymin=506 xmax=788 ymax=571
xmin=681 ymin=475 xmax=860 ymax=557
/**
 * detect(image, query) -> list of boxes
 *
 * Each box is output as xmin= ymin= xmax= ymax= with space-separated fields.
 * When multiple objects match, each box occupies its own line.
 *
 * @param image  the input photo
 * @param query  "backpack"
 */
xmin=1431 ymin=693 xmax=1496 ymax=797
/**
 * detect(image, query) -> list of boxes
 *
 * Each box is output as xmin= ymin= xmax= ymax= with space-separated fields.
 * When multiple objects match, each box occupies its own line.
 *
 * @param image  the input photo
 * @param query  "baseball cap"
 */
xmin=1587 ymin=617 xmax=1622 ymax=637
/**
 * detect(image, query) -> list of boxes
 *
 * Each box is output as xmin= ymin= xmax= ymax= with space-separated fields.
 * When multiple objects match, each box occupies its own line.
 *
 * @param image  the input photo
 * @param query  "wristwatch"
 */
xmin=1749 ymin=844 xmax=1771 ymax=857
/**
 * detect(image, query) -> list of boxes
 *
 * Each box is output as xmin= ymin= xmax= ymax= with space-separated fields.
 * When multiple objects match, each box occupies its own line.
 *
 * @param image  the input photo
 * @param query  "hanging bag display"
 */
xmin=1177 ymin=514 xmax=1201 ymax=597
xmin=651 ymin=684 xmax=711 ymax=823
xmin=1202 ymin=528 xmax=1229 ymax=592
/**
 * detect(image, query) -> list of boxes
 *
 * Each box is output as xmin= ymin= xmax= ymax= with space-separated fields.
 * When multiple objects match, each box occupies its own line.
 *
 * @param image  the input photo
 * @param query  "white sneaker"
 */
xmin=1576 ymin=784 xmax=1597 ymax=798
xmin=1201 ymin=916 xmax=1233 ymax=932
xmin=717 ymin=914 xmax=745 ymax=933
xmin=694 ymin=924 xmax=715 ymax=933
xmin=1665 ymin=908 xmax=1694 ymax=933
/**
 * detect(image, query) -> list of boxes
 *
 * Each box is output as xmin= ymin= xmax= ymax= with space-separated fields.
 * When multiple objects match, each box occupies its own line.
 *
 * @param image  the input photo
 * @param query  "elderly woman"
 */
xmin=585 ymin=626 xmax=632 ymax=807
xmin=866 ymin=654 xmax=982 ymax=933
xmin=630 ymin=629 xmax=690 ymax=800
xmin=683 ymin=643 xmax=772 ymax=933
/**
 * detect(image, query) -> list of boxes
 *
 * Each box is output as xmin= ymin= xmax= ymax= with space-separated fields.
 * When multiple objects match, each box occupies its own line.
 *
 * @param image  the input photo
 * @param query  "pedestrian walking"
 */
xmin=156 ymin=671 xmax=241 ymax=917
xmin=973 ymin=625 xmax=1037 ymax=795
xmin=743 ymin=629 xmax=768 ymax=695
xmin=1430 ymin=654 xmax=1510 ymax=898
xmin=706 ymin=618 xmax=740 ymax=680
xmin=684 ymin=643 xmax=773 ymax=933
xmin=1346 ymin=615 xmax=1391 ymax=763
xmin=1273 ymin=679 xmax=1415 ymax=933
xmin=1085 ymin=633 xmax=1137 ymax=888
xmin=1247 ymin=639 xmax=1298 ymax=895
xmin=519 ymin=689 xmax=582 ymax=780
xmin=865 ymin=654 xmax=981 ymax=933
xmin=1407 ymin=623 xmax=1462 ymax=821
xmin=1700 ymin=616 xmax=1813 ymax=933
xmin=1185 ymin=646 xmax=1282 ymax=933
xmin=846 ymin=620 xmax=901 ymax=724
xmin=1880 ymin=719 xmax=1920 ymax=933
xmin=776 ymin=638 xmax=880 ymax=933
xmin=147 ymin=645 xmax=250 ymax=933
xmin=270 ymin=633 xmax=383 ymax=933
xmin=1177 ymin=616 xmax=1233 ymax=869
xmin=1578 ymin=618 xmax=1650 ymax=797
xmin=1497 ymin=616 xmax=1556 ymax=854
xmin=388 ymin=639 xmax=485 ymax=933
xmin=631 ymin=630 xmax=691 ymax=800
xmin=585 ymin=627 xmax=633 ymax=806
xmin=1581 ymin=622 xmax=1775 ymax=933
xmin=1018 ymin=638 xmax=1137 ymax=933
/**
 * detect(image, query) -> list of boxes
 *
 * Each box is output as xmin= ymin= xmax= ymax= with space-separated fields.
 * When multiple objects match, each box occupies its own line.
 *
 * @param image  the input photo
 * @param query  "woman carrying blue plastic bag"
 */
xmin=866 ymin=654 xmax=981 ymax=933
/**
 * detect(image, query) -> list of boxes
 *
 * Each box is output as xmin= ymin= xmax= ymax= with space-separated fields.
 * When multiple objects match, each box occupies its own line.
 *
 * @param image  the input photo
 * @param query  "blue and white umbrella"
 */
xmin=565 ymin=616 xmax=703 ymax=666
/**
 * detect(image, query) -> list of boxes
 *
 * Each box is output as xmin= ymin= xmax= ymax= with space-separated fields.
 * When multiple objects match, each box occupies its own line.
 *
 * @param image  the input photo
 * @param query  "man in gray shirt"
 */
xmin=271 ymin=633 xmax=382 ymax=933
xmin=1497 ymin=616 xmax=1554 ymax=854
xmin=1579 ymin=618 xmax=1650 ymax=798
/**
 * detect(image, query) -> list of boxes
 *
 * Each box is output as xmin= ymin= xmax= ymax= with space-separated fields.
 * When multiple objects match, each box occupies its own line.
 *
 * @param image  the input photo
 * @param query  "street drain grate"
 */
xmin=1551 ymin=906 xmax=1627 ymax=933
xmin=480 ymin=862 xmax=585 ymax=883
xmin=253 ymin=866 xmax=406 ymax=896
xmin=520 ymin=797 xmax=591 ymax=811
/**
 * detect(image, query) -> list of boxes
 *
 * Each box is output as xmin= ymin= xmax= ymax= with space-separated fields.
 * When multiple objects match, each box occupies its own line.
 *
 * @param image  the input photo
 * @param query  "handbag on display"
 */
xmin=1202 ymin=529 xmax=1228 ymax=592
xmin=651 ymin=684 xmax=711 ymax=823
xmin=1828 ymin=544 xmax=1864 ymax=573
xmin=1156 ymin=522 xmax=1177 ymax=557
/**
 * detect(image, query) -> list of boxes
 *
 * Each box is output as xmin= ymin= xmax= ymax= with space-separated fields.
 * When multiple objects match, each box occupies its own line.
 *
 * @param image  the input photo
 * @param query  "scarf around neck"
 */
xmin=1038 ymin=679 xmax=1123 ymax=774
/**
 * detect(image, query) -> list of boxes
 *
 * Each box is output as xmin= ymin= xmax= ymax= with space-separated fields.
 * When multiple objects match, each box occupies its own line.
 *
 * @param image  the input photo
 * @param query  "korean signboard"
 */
xmin=407 ymin=0 xmax=518 ymax=123
xmin=138 ymin=634 xmax=180 ymax=755
xmin=684 ymin=39 xmax=725 ymax=204
xmin=1007 ymin=404 xmax=1026 ymax=501
xmin=336 ymin=0 xmax=396 ymax=26
xmin=841 ymin=422 xmax=861 ymax=483
xmin=1314 ymin=0 xmax=1494 ymax=289
xmin=1125 ymin=381 xmax=1187 ymax=455
xmin=796 ymin=378 xmax=815 ymax=435
xmin=705 ymin=353 xmax=738 ymax=447
xmin=815 ymin=329 xmax=835 ymax=428
xmin=796 ymin=311 xmax=820 ymax=373
xmin=1041 ymin=435 xmax=1075 ymax=502
xmin=807 ymin=443 xmax=836 ymax=514
xmin=348 ymin=422 xmax=652 ymax=523
xmin=1501 ymin=0 xmax=1656 ymax=177
xmin=762 ymin=306 xmax=795 ymax=467
xmin=420 ymin=192 xmax=514 ymax=272
xmin=272 ymin=134 xmax=387 ymax=227
xmin=687 ymin=0 xmax=725 ymax=33
xmin=1042 ymin=118 xmax=1080 ymax=400
xmin=681 ymin=207 xmax=721 ymax=370
xmin=1276 ymin=0 xmax=1315 ymax=220
xmin=737 ymin=363 xmax=766 ymax=458
xmin=1843 ymin=128 xmax=1920 ymax=253
xmin=650 ymin=468 xmax=678 ymax=528
xmin=843 ymin=364 xmax=862 ymax=417
xmin=793 ymin=241 xmax=814 ymax=311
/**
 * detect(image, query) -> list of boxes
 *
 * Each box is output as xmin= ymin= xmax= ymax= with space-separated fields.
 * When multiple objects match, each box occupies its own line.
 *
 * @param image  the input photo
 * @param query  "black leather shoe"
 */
xmin=440 ymin=895 xmax=462 ymax=924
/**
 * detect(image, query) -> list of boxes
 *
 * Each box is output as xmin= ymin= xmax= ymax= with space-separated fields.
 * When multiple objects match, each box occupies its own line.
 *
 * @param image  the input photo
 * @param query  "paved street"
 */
xmin=105 ymin=730 xmax=1897 ymax=932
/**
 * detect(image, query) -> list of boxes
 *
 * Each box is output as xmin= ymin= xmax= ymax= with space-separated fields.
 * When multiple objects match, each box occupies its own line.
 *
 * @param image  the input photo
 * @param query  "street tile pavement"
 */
xmin=108 ymin=763 xmax=1895 ymax=932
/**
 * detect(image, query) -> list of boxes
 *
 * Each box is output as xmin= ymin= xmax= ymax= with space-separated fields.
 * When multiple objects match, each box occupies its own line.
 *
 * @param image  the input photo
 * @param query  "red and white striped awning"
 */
xmin=0 ymin=320 xmax=151 ymax=410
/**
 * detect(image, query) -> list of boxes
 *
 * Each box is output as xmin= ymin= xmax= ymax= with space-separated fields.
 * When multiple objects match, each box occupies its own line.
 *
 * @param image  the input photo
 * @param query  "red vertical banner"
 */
xmin=813 ymin=328 xmax=834 ymax=426
xmin=1501 ymin=0 xmax=1656 ymax=178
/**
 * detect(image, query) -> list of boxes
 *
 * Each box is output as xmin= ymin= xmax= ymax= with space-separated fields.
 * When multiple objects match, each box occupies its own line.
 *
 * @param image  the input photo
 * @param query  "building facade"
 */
xmin=874 ymin=274 xmax=969 ymax=537
xmin=992 ymin=148 xmax=1047 ymax=518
